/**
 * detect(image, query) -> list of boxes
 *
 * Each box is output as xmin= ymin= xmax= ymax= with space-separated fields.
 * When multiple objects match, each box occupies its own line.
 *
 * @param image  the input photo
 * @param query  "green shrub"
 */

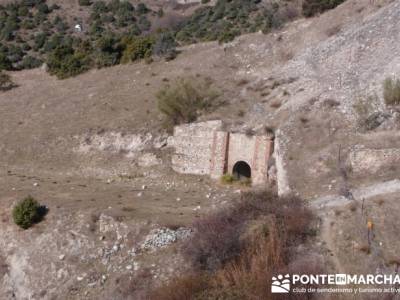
xmin=21 ymin=55 xmax=42 ymax=69
xmin=221 ymin=173 xmax=251 ymax=186
xmin=221 ymin=174 xmax=235 ymax=184
xmin=120 ymin=35 xmax=154 ymax=63
xmin=302 ymin=0 xmax=346 ymax=17
xmin=0 ymin=53 xmax=12 ymax=70
xmin=79 ymin=0 xmax=92 ymax=6
xmin=0 ymin=71 xmax=14 ymax=91
xmin=47 ymin=45 xmax=90 ymax=79
xmin=12 ymin=196 xmax=43 ymax=229
xmin=156 ymin=77 xmax=220 ymax=128
xmin=383 ymin=77 xmax=400 ymax=105
xmin=153 ymin=32 xmax=176 ymax=57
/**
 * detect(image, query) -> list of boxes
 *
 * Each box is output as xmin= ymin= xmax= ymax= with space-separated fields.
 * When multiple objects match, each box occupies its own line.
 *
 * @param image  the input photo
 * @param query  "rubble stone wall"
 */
xmin=350 ymin=147 xmax=400 ymax=174
xmin=169 ymin=121 xmax=273 ymax=185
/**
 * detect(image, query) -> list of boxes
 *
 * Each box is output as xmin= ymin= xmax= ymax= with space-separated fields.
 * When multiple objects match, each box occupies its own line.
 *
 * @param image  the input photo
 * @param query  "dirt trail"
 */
xmin=312 ymin=179 xmax=400 ymax=209
xmin=314 ymin=179 xmax=400 ymax=275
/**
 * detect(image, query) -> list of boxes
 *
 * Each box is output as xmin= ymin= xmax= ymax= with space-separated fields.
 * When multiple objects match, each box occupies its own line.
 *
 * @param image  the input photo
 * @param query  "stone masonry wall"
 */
xmin=167 ymin=120 xmax=224 ymax=175
xmin=169 ymin=121 xmax=273 ymax=185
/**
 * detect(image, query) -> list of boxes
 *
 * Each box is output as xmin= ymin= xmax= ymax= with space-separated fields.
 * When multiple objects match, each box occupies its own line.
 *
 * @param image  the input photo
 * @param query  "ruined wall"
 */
xmin=274 ymin=131 xmax=291 ymax=196
xmin=167 ymin=120 xmax=224 ymax=175
xmin=169 ymin=120 xmax=274 ymax=185
xmin=350 ymin=147 xmax=400 ymax=174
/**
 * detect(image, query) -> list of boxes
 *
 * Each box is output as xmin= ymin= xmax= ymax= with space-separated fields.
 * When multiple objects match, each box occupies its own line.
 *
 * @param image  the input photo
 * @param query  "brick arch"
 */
xmin=232 ymin=161 xmax=251 ymax=180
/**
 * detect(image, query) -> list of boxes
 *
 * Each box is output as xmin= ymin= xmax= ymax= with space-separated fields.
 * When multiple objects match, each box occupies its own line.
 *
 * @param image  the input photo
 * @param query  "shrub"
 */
xmin=21 ymin=55 xmax=42 ymax=69
xmin=182 ymin=190 xmax=313 ymax=271
xmin=153 ymin=190 xmax=316 ymax=299
xmin=0 ymin=53 xmax=12 ymax=70
xmin=0 ymin=71 xmax=14 ymax=91
xmin=47 ymin=45 xmax=90 ymax=79
xmin=152 ymin=32 xmax=177 ymax=58
xmin=383 ymin=76 xmax=400 ymax=105
xmin=12 ymin=196 xmax=45 ymax=229
xmin=221 ymin=173 xmax=235 ymax=184
xmin=156 ymin=77 xmax=219 ymax=128
xmin=120 ymin=35 xmax=154 ymax=63
xmin=302 ymin=0 xmax=346 ymax=17
xmin=79 ymin=0 xmax=92 ymax=6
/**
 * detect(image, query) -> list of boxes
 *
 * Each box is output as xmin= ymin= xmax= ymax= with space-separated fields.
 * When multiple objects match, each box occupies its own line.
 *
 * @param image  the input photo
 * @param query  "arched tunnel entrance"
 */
xmin=232 ymin=161 xmax=251 ymax=181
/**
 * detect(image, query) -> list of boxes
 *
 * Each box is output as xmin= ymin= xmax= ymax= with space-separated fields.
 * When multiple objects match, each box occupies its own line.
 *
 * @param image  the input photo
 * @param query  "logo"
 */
xmin=272 ymin=274 xmax=290 ymax=293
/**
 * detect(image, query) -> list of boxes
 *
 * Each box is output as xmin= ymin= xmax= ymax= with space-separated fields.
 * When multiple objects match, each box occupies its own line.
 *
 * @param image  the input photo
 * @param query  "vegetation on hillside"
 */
xmin=12 ymin=196 xmax=46 ymax=229
xmin=302 ymin=0 xmax=346 ymax=17
xmin=157 ymin=77 xmax=220 ymax=129
xmin=176 ymin=0 xmax=299 ymax=44
xmin=0 ymin=71 xmax=15 ymax=91
xmin=0 ymin=0 xmax=347 ymax=79
xmin=0 ymin=0 xmax=173 ymax=78
xmin=149 ymin=190 xmax=320 ymax=299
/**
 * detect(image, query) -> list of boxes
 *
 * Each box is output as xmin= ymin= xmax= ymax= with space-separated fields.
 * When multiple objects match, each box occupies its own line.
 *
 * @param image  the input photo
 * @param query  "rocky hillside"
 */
xmin=0 ymin=0 xmax=400 ymax=299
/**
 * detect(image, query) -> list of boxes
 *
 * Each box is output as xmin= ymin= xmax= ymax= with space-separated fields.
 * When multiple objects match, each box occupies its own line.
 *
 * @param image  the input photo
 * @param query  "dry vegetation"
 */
xmin=156 ymin=76 xmax=220 ymax=129
xmin=149 ymin=190 xmax=320 ymax=300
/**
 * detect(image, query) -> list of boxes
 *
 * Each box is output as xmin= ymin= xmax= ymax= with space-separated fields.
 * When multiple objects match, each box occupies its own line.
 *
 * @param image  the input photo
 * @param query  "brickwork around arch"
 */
xmin=168 ymin=120 xmax=274 ymax=185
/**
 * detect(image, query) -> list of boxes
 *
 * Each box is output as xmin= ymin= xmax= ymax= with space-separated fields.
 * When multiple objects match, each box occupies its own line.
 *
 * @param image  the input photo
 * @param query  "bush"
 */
xmin=152 ymin=32 xmax=177 ymax=58
xmin=156 ymin=77 xmax=220 ymax=128
xmin=0 ymin=71 xmax=14 ymax=91
xmin=182 ymin=190 xmax=313 ymax=271
xmin=220 ymin=173 xmax=235 ymax=184
xmin=79 ymin=0 xmax=92 ymax=6
xmin=302 ymin=0 xmax=346 ymax=17
xmin=120 ymin=35 xmax=154 ymax=63
xmin=47 ymin=45 xmax=90 ymax=79
xmin=383 ymin=76 xmax=400 ymax=105
xmin=152 ymin=190 xmax=317 ymax=299
xmin=12 ymin=196 xmax=45 ymax=229
xmin=0 ymin=53 xmax=12 ymax=70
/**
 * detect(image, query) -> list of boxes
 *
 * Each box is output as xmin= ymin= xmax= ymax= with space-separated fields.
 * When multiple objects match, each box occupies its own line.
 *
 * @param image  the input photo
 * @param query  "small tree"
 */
xmin=12 ymin=196 xmax=43 ymax=229
xmin=156 ymin=77 xmax=220 ymax=129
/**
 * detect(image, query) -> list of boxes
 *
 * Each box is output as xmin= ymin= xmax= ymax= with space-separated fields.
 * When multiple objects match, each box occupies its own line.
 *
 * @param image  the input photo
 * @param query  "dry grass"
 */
xmin=149 ymin=190 xmax=317 ymax=299
xmin=270 ymin=101 xmax=282 ymax=108
xmin=325 ymin=24 xmax=342 ymax=37
xmin=358 ymin=244 xmax=371 ymax=254
xmin=383 ymin=76 xmax=400 ymax=105
xmin=348 ymin=201 xmax=358 ymax=212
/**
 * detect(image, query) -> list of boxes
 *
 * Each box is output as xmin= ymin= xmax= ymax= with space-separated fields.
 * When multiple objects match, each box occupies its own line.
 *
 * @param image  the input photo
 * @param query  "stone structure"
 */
xmin=350 ymin=147 xmax=400 ymax=174
xmin=168 ymin=120 xmax=274 ymax=185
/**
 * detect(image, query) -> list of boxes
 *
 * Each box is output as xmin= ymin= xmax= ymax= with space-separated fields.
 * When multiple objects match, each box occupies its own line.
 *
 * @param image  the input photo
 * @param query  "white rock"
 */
xmin=134 ymin=262 xmax=140 ymax=271
xmin=58 ymin=254 xmax=65 ymax=261
xmin=33 ymin=182 xmax=39 ymax=187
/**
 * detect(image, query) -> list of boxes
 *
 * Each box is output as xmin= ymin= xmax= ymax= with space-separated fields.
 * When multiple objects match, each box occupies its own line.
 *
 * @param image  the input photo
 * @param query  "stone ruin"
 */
xmin=168 ymin=120 xmax=274 ymax=185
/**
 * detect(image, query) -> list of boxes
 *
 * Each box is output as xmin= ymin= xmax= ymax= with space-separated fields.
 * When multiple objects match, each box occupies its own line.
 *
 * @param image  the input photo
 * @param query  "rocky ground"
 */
xmin=0 ymin=165 xmax=243 ymax=299
xmin=1 ymin=0 xmax=400 ymax=299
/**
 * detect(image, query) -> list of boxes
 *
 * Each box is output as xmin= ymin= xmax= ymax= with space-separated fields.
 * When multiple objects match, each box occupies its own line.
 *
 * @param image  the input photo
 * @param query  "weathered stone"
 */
xmin=168 ymin=121 xmax=274 ymax=185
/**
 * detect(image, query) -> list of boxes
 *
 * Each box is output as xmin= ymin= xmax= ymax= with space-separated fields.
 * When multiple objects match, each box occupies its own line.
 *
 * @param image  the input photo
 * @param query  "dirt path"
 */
xmin=313 ymin=179 xmax=400 ymax=275
xmin=318 ymin=212 xmax=346 ymax=274
xmin=312 ymin=179 xmax=400 ymax=209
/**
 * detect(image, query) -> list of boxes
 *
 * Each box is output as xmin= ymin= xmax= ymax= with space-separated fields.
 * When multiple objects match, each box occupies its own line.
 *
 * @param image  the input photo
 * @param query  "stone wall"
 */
xmin=168 ymin=120 xmax=224 ymax=175
xmin=350 ymin=147 xmax=400 ymax=174
xmin=168 ymin=120 xmax=274 ymax=185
